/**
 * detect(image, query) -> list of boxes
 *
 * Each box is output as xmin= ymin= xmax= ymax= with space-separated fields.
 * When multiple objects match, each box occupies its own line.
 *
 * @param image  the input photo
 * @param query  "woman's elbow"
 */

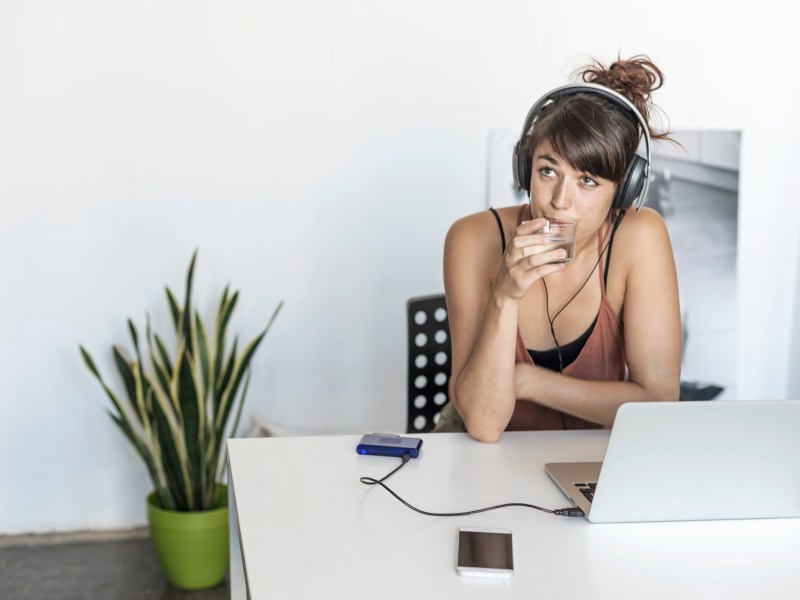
xmin=645 ymin=379 xmax=681 ymax=403
xmin=451 ymin=380 xmax=509 ymax=443
xmin=452 ymin=398 xmax=504 ymax=443
xmin=451 ymin=397 xmax=504 ymax=443
xmin=465 ymin=420 xmax=504 ymax=444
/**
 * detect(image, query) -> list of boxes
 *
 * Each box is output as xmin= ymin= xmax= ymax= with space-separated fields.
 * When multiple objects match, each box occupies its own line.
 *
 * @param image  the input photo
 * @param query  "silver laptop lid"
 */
xmin=588 ymin=400 xmax=800 ymax=524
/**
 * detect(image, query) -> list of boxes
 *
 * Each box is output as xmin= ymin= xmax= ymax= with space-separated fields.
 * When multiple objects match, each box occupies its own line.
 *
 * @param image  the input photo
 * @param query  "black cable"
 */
xmin=541 ymin=212 xmax=624 ymax=428
xmin=367 ymin=453 xmax=412 ymax=483
xmin=359 ymin=456 xmax=584 ymax=518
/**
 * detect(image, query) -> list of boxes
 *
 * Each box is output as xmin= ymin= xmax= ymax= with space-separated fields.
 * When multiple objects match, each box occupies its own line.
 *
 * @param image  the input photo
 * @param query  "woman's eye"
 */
xmin=581 ymin=176 xmax=598 ymax=187
xmin=539 ymin=167 xmax=555 ymax=177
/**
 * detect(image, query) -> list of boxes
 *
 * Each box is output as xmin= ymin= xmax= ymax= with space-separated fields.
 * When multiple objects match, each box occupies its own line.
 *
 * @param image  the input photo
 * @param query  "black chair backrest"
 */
xmin=406 ymin=294 xmax=451 ymax=433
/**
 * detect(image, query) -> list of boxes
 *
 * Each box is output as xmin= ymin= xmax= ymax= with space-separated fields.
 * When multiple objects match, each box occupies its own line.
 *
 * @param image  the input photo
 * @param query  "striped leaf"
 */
xmin=165 ymin=287 xmax=180 ymax=331
xmin=180 ymin=250 xmax=198 ymax=350
xmin=193 ymin=313 xmax=212 ymax=398
xmin=145 ymin=320 xmax=170 ymax=411
xmin=111 ymin=346 xmax=141 ymax=425
xmin=214 ymin=330 xmax=266 ymax=446
xmin=212 ymin=285 xmax=230 ymax=385
xmin=154 ymin=334 xmax=173 ymax=380
xmin=147 ymin=372 xmax=195 ymax=510
xmin=215 ymin=336 xmax=238 ymax=411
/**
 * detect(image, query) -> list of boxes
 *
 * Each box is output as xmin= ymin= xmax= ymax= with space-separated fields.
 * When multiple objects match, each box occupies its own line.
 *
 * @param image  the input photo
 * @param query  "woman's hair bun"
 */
xmin=575 ymin=54 xmax=669 ymax=141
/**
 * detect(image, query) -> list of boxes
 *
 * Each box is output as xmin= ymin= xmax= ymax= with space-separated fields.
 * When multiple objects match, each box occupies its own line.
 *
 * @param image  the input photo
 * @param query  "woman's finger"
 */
xmin=509 ymin=233 xmax=552 ymax=257
xmin=515 ymin=217 xmax=548 ymax=236
xmin=522 ymin=248 xmax=567 ymax=268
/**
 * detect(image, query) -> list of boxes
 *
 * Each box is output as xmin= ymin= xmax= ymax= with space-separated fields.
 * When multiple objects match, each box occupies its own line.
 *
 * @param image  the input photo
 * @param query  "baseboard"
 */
xmin=0 ymin=526 xmax=149 ymax=548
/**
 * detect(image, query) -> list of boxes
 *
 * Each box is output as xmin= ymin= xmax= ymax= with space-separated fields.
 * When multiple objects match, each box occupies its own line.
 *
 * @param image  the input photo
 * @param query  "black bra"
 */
xmin=527 ymin=316 xmax=597 ymax=371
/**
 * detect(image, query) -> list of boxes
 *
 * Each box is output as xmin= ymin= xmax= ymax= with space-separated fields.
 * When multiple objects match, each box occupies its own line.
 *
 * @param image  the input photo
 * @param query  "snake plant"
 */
xmin=80 ymin=251 xmax=283 ymax=512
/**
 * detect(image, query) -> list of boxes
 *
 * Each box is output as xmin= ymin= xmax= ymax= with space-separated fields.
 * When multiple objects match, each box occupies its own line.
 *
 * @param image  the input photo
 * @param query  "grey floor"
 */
xmin=0 ymin=535 xmax=229 ymax=600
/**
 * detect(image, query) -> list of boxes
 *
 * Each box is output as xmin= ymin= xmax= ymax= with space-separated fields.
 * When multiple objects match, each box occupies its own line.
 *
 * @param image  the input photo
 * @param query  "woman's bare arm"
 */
xmin=445 ymin=211 xmax=567 ymax=442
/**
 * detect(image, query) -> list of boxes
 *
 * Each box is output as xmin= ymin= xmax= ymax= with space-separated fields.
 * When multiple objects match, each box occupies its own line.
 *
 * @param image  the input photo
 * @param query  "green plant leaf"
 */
xmin=148 ymin=372 xmax=195 ymax=510
xmin=80 ymin=346 xmax=141 ymax=435
xmin=107 ymin=410 xmax=167 ymax=503
xmin=80 ymin=346 xmax=102 ymax=378
xmin=230 ymin=368 xmax=251 ymax=439
xmin=212 ymin=285 xmax=229 ymax=381
xmin=214 ymin=332 xmax=266 ymax=445
xmin=151 ymin=396 xmax=188 ymax=510
xmin=215 ymin=336 xmax=238 ymax=408
xmin=144 ymin=388 xmax=175 ymax=510
xmin=181 ymin=250 xmax=198 ymax=350
xmin=154 ymin=334 xmax=173 ymax=380
xmin=194 ymin=312 xmax=212 ymax=398
xmin=80 ymin=346 xmax=166 ymax=504
xmin=148 ymin=334 xmax=172 ymax=397
xmin=143 ymin=381 xmax=179 ymax=510
xmin=215 ymin=301 xmax=282 ymax=447
xmin=186 ymin=349 xmax=214 ymax=509
xmin=178 ymin=351 xmax=202 ymax=509
xmin=112 ymin=346 xmax=144 ymax=426
xmin=169 ymin=337 xmax=187 ymax=418
xmin=213 ymin=288 xmax=238 ymax=386
xmin=127 ymin=319 xmax=146 ymax=370
xmin=165 ymin=287 xmax=181 ymax=331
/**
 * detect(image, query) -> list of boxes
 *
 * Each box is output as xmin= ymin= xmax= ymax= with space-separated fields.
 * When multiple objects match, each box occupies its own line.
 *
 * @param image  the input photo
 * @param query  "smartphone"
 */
xmin=456 ymin=528 xmax=514 ymax=579
xmin=356 ymin=434 xmax=423 ymax=458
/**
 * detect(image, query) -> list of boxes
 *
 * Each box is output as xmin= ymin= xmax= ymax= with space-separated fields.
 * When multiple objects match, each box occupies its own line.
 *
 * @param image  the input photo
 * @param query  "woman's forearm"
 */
xmin=514 ymin=363 xmax=679 ymax=428
xmin=452 ymin=293 xmax=520 ymax=443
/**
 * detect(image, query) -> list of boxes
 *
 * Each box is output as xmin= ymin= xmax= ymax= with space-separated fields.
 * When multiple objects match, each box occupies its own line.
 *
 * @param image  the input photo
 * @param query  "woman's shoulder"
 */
xmin=446 ymin=205 xmax=523 ymax=248
xmin=617 ymin=206 xmax=670 ymax=239
xmin=445 ymin=205 xmax=522 ymax=276
xmin=612 ymin=207 xmax=673 ymax=265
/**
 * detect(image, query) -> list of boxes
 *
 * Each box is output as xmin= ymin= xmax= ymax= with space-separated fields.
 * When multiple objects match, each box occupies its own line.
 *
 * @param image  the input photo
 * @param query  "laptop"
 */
xmin=545 ymin=400 xmax=800 ymax=524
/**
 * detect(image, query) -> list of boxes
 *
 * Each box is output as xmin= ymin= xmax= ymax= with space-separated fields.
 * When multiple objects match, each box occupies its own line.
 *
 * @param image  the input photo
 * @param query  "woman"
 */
xmin=434 ymin=56 xmax=682 ymax=442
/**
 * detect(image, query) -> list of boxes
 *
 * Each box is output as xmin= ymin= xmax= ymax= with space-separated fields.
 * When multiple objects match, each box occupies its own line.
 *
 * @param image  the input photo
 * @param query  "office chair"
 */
xmin=406 ymin=294 xmax=451 ymax=433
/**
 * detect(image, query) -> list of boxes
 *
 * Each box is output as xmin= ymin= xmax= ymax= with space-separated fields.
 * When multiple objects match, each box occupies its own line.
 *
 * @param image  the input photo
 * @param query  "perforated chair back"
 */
xmin=406 ymin=294 xmax=452 ymax=433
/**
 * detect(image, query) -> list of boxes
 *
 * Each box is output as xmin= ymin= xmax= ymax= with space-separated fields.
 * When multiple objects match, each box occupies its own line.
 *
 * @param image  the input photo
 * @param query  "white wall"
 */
xmin=1 ymin=1 xmax=798 ymax=534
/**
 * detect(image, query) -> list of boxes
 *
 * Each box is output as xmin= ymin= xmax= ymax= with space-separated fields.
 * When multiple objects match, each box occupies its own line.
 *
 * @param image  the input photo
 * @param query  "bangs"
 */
xmin=525 ymin=94 xmax=637 ymax=184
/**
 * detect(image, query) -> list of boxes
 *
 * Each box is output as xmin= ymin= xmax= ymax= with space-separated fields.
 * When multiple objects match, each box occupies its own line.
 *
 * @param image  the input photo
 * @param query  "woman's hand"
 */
xmin=491 ymin=217 xmax=568 ymax=301
xmin=514 ymin=361 xmax=547 ymax=401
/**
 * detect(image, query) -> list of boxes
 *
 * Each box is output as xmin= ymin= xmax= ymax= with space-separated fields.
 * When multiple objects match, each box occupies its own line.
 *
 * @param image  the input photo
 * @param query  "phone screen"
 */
xmin=457 ymin=529 xmax=513 ymax=577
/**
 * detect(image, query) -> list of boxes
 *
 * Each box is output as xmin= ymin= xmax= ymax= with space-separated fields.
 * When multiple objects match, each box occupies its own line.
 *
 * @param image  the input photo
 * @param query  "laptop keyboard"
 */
xmin=574 ymin=482 xmax=597 ymax=502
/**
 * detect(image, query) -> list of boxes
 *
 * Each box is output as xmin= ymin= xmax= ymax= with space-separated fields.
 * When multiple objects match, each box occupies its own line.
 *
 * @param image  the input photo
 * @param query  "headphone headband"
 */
xmin=512 ymin=82 xmax=651 ymax=211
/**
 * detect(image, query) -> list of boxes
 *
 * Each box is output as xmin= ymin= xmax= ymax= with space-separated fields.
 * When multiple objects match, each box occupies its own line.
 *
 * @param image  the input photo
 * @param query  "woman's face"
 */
xmin=529 ymin=141 xmax=617 ymax=241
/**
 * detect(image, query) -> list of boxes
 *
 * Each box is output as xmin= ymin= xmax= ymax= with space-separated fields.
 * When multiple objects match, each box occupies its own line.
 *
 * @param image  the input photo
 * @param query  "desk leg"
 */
xmin=229 ymin=475 xmax=247 ymax=600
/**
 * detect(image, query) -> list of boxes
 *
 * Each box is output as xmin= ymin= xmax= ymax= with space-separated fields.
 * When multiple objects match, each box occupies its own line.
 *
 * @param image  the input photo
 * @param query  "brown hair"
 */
xmin=521 ymin=55 xmax=674 ymax=189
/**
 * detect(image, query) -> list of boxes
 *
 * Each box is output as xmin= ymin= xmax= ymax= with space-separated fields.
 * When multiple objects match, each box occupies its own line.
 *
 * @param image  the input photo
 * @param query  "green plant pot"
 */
xmin=146 ymin=485 xmax=229 ymax=590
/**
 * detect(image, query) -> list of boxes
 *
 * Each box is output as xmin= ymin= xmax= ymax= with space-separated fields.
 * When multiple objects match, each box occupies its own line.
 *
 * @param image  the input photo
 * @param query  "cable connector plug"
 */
xmin=554 ymin=507 xmax=585 ymax=518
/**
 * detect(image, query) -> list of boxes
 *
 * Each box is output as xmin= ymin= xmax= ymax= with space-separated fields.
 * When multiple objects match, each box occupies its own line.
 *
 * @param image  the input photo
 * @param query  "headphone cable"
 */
xmin=541 ymin=211 xmax=625 ymax=429
xmin=360 ymin=455 xmax=584 ymax=518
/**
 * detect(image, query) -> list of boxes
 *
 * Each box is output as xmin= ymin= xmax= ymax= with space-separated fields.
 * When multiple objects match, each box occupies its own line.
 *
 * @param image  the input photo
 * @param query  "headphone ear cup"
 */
xmin=514 ymin=142 xmax=531 ymax=192
xmin=615 ymin=154 xmax=648 ymax=210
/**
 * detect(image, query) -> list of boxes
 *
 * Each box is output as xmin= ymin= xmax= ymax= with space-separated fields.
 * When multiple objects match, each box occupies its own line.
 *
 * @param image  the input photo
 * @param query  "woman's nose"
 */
xmin=551 ymin=182 xmax=572 ymax=209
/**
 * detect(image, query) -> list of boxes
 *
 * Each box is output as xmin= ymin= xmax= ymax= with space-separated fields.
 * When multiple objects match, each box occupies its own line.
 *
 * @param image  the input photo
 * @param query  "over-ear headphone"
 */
xmin=512 ymin=82 xmax=651 ymax=212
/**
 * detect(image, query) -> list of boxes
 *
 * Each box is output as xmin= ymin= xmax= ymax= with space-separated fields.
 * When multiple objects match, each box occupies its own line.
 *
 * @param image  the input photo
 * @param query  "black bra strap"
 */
xmin=604 ymin=210 xmax=626 ymax=287
xmin=488 ymin=207 xmax=506 ymax=253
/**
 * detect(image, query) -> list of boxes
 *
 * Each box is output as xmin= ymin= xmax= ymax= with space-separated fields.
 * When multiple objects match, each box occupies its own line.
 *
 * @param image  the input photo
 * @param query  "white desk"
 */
xmin=227 ymin=431 xmax=800 ymax=599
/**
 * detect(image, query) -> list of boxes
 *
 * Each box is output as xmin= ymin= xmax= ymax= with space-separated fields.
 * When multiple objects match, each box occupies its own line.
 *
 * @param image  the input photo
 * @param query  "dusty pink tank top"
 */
xmin=506 ymin=212 xmax=627 ymax=430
